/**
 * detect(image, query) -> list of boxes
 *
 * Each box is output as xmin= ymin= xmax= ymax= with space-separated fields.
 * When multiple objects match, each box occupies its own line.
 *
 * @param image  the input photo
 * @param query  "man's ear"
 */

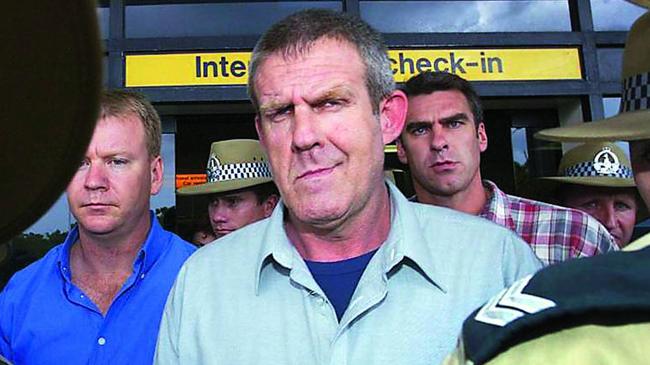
xmin=477 ymin=122 xmax=488 ymax=153
xmin=379 ymin=89 xmax=408 ymax=145
xmin=396 ymin=138 xmax=409 ymax=165
xmin=262 ymin=194 xmax=279 ymax=217
xmin=150 ymin=155 xmax=164 ymax=195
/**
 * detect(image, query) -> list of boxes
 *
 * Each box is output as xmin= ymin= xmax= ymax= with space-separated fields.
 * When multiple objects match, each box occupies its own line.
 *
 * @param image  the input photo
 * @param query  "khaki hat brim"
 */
xmin=177 ymin=176 xmax=273 ymax=195
xmin=540 ymin=176 xmax=637 ymax=188
xmin=1 ymin=2 xmax=101 ymax=242
xmin=536 ymin=109 xmax=650 ymax=142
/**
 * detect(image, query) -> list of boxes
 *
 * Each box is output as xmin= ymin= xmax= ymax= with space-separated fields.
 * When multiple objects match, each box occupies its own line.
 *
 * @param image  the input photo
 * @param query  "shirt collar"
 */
xmin=57 ymin=211 xmax=167 ymax=279
xmin=57 ymin=225 xmax=80 ymax=281
xmin=384 ymin=181 xmax=447 ymax=292
xmin=479 ymin=180 xmax=516 ymax=231
xmin=254 ymin=181 xmax=447 ymax=294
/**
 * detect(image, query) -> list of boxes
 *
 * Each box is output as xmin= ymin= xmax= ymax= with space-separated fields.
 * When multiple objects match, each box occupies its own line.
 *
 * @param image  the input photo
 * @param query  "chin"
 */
xmin=294 ymin=201 xmax=349 ymax=227
xmin=77 ymin=216 xmax=120 ymax=235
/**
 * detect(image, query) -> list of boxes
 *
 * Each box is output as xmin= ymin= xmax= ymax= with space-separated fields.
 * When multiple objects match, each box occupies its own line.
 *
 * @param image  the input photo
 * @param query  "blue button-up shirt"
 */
xmin=0 ymin=212 xmax=195 ymax=365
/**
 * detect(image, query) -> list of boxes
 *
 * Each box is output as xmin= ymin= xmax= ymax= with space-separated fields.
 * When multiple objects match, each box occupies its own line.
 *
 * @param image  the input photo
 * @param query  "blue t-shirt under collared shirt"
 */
xmin=306 ymin=249 xmax=378 ymax=321
xmin=0 ymin=212 xmax=196 ymax=365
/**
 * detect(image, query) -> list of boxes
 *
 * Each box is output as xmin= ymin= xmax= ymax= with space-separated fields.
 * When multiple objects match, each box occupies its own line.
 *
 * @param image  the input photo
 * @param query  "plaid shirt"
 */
xmin=479 ymin=180 xmax=617 ymax=266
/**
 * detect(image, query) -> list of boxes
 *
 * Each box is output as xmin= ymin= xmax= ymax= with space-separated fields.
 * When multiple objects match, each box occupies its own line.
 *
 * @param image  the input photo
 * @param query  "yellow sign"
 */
xmin=125 ymin=48 xmax=581 ymax=87
xmin=388 ymin=49 xmax=581 ymax=82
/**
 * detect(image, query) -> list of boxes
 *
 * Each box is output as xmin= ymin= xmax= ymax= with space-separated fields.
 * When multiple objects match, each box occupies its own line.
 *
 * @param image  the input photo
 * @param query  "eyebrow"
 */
xmin=259 ymin=100 xmax=289 ymax=115
xmin=405 ymin=121 xmax=432 ymax=132
xmin=439 ymin=113 xmax=470 ymax=124
xmin=314 ymin=86 xmax=354 ymax=103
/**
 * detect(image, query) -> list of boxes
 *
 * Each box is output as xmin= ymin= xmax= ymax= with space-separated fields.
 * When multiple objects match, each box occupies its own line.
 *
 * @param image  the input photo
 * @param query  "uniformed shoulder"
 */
xmin=460 ymin=247 xmax=650 ymax=364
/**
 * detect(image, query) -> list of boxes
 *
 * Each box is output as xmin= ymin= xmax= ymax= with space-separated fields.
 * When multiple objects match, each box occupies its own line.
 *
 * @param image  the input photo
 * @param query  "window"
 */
xmin=597 ymin=48 xmax=624 ymax=83
xmin=591 ymin=0 xmax=646 ymax=31
xmin=360 ymin=0 xmax=571 ymax=33
xmin=97 ymin=6 xmax=109 ymax=40
xmin=125 ymin=1 xmax=341 ymax=38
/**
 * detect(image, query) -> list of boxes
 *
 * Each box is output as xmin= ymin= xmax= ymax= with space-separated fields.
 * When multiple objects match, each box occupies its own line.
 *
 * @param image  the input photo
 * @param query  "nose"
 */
xmin=598 ymin=204 xmax=618 ymax=231
xmin=209 ymin=203 xmax=229 ymax=223
xmin=83 ymin=162 xmax=108 ymax=191
xmin=430 ymin=124 xmax=448 ymax=152
xmin=291 ymin=106 xmax=321 ymax=153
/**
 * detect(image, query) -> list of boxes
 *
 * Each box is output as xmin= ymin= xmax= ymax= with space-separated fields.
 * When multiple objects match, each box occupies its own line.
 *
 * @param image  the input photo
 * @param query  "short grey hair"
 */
xmin=247 ymin=9 xmax=395 ymax=114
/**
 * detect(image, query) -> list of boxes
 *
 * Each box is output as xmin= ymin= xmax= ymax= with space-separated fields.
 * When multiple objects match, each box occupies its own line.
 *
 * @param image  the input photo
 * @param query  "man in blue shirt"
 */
xmin=0 ymin=90 xmax=195 ymax=364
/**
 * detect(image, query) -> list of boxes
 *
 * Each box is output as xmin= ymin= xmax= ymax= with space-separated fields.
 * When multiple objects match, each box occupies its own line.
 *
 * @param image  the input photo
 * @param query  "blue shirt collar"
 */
xmin=57 ymin=211 xmax=167 ymax=279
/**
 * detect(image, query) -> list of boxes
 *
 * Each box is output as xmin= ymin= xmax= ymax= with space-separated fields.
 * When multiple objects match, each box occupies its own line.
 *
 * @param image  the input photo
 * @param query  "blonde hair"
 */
xmin=99 ymin=89 xmax=161 ymax=157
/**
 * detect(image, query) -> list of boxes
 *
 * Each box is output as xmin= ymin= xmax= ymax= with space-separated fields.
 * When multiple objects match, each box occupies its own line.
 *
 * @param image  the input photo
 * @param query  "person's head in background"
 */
xmin=544 ymin=143 xmax=642 ymax=247
xmin=207 ymin=182 xmax=278 ymax=239
xmin=396 ymin=70 xmax=487 ymax=213
xmin=189 ymin=215 xmax=217 ymax=246
xmin=177 ymin=139 xmax=279 ymax=241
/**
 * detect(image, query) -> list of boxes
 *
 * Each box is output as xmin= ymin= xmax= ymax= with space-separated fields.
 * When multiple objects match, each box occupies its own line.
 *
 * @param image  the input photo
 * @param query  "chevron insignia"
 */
xmin=474 ymin=274 xmax=556 ymax=327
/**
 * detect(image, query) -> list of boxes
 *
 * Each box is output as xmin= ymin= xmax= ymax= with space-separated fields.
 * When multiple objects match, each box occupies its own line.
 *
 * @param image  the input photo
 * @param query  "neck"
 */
xmin=286 ymin=184 xmax=391 ymax=262
xmin=416 ymin=177 xmax=488 ymax=216
xmin=71 ymin=214 xmax=151 ymax=274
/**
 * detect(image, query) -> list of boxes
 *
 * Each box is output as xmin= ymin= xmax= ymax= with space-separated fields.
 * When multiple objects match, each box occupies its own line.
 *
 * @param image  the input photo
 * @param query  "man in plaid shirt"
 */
xmin=396 ymin=71 xmax=616 ymax=265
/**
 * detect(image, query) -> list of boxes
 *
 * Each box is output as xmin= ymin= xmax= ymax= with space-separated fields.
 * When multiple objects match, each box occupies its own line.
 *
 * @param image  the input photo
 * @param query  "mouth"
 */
xmin=430 ymin=160 xmax=458 ymax=172
xmin=296 ymin=163 xmax=340 ymax=181
xmin=81 ymin=202 xmax=115 ymax=208
xmin=214 ymin=228 xmax=234 ymax=236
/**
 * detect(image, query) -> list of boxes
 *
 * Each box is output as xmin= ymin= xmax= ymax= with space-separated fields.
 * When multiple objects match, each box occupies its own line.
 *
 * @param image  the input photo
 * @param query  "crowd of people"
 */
xmin=1 ymin=4 xmax=649 ymax=365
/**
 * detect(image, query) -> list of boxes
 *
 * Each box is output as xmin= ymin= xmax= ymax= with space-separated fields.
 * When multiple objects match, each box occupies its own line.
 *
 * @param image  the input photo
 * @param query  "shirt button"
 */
xmin=140 ymin=273 xmax=146 ymax=279
xmin=98 ymin=337 xmax=106 ymax=346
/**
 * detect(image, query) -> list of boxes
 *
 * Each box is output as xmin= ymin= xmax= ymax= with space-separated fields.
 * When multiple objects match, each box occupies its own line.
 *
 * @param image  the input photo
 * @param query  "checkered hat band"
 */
xmin=207 ymin=162 xmax=272 ymax=183
xmin=621 ymin=72 xmax=650 ymax=113
xmin=564 ymin=162 xmax=633 ymax=179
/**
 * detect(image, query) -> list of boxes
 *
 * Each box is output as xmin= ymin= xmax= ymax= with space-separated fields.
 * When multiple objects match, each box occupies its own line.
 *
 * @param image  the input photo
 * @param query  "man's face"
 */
xmin=66 ymin=115 xmax=163 ymax=237
xmin=562 ymin=185 xmax=638 ymax=247
xmin=208 ymin=190 xmax=276 ymax=238
xmin=397 ymin=90 xmax=487 ymax=199
xmin=631 ymin=140 xmax=650 ymax=209
xmin=254 ymin=38 xmax=403 ymax=227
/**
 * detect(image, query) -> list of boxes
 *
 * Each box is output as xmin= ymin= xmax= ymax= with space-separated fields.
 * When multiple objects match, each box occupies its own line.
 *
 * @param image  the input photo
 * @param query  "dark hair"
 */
xmin=402 ymin=71 xmax=483 ymax=128
xmin=208 ymin=182 xmax=279 ymax=205
xmin=247 ymin=9 xmax=394 ymax=115
xmin=248 ymin=182 xmax=280 ymax=204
